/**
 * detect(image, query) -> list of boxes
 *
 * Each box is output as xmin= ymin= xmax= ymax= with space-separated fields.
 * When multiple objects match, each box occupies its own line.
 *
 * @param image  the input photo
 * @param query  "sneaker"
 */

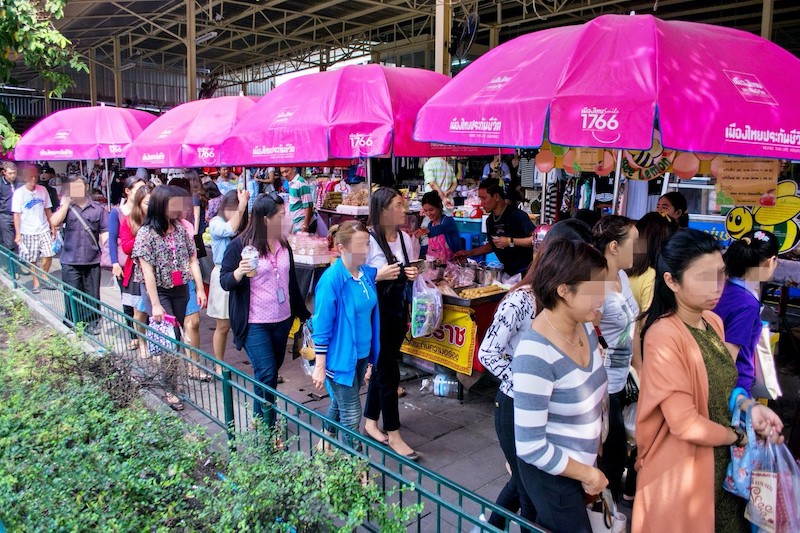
xmin=85 ymin=325 xmax=102 ymax=336
xmin=468 ymin=513 xmax=488 ymax=533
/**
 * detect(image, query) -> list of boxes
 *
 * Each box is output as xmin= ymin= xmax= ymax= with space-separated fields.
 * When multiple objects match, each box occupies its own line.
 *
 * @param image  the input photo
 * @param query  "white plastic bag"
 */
xmin=410 ymin=277 xmax=442 ymax=338
xmin=623 ymin=402 xmax=637 ymax=446
xmin=745 ymin=442 xmax=800 ymax=533
xmin=752 ymin=321 xmax=782 ymax=400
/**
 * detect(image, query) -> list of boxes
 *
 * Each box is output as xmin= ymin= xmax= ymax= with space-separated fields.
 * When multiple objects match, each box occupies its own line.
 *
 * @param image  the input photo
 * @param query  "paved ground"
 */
xmin=16 ymin=259 xmax=800 ymax=532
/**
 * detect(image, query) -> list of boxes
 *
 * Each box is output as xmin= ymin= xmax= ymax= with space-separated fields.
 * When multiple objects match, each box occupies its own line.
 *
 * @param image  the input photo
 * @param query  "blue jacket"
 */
xmin=311 ymin=259 xmax=381 ymax=386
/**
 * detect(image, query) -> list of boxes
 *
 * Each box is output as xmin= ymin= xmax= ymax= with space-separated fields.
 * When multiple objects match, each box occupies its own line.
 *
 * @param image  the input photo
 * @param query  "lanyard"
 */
xmin=266 ymin=245 xmax=282 ymax=281
xmin=165 ymin=231 xmax=179 ymax=269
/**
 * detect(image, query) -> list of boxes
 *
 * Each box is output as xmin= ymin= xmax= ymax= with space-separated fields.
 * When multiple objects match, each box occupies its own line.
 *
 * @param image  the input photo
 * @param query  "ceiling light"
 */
xmin=195 ymin=32 xmax=218 ymax=45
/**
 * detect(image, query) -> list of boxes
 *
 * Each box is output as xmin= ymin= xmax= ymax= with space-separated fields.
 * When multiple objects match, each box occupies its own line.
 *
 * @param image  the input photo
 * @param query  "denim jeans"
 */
xmin=243 ymin=317 xmax=293 ymax=427
xmin=488 ymin=391 xmax=537 ymax=531
xmin=324 ymin=357 xmax=370 ymax=451
xmin=517 ymin=458 xmax=592 ymax=533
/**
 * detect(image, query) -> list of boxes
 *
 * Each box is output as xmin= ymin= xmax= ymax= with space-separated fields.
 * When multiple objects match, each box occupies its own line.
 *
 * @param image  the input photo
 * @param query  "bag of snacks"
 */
xmin=410 ymin=278 xmax=442 ymax=338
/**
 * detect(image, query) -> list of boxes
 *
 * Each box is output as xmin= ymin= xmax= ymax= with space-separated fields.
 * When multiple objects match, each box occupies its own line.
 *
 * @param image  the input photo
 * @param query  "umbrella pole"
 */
xmin=611 ymin=150 xmax=623 ymax=215
xmin=105 ymin=159 xmax=111 ymax=208
xmin=661 ymin=172 xmax=672 ymax=197
xmin=366 ymin=158 xmax=372 ymax=202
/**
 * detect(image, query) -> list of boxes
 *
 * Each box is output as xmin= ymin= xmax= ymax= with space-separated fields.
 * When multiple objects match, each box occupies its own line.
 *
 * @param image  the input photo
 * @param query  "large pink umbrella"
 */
xmin=220 ymin=64 xmax=504 ymax=165
xmin=414 ymin=14 xmax=800 ymax=158
xmin=13 ymin=103 xmax=156 ymax=161
xmin=126 ymin=95 xmax=257 ymax=168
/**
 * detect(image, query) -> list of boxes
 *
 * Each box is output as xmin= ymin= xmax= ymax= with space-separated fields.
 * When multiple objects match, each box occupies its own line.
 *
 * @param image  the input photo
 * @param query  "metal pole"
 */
xmin=105 ymin=159 xmax=111 ymax=208
xmin=88 ymin=48 xmax=98 ymax=106
xmin=761 ymin=0 xmax=774 ymax=40
xmin=661 ymin=172 xmax=672 ymax=197
xmin=366 ymin=158 xmax=372 ymax=203
xmin=186 ymin=0 xmax=197 ymax=102
xmin=112 ymin=36 xmax=123 ymax=107
xmin=222 ymin=368 xmax=236 ymax=443
xmin=611 ymin=150 xmax=623 ymax=214
xmin=434 ymin=0 xmax=451 ymax=75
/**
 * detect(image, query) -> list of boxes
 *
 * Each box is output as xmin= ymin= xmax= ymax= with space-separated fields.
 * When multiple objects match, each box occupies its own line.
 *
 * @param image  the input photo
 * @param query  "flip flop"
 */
xmin=397 ymin=386 xmax=407 ymax=398
xmin=31 ymin=286 xmax=41 ymax=294
xmin=165 ymin=393 xmax=184 ymax=411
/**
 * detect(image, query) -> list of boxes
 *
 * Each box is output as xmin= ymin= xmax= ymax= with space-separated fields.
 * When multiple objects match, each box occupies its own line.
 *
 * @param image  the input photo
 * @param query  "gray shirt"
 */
xmin=60 ymin=201 xmax=108 ymax=266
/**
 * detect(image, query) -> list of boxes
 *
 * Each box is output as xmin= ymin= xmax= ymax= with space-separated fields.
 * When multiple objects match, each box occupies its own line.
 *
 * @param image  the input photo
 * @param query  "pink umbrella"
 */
xmin=220 ymin=64 xmax=504 ymax=165
xmin=126 ymin=95 xmax=258 ymax=168
xmin=13 ymin=103 xmax=156 ymax=161
xmin=414 ymin=14 xmax=800 ymax=158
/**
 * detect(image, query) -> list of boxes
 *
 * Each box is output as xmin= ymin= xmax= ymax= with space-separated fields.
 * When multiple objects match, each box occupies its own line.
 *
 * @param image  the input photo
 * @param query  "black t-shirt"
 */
xmin=486 ymin=205 xmax=535 ymax=276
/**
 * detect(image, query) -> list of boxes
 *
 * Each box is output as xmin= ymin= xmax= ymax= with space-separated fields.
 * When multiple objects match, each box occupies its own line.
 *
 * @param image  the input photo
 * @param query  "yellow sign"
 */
xmin=401 ymin=304 xmax=477 ymax=375
xmin=573 ymin=148 xmax=604 ymax=172
xmin=715 ymin=157 xmax=780 ymax=206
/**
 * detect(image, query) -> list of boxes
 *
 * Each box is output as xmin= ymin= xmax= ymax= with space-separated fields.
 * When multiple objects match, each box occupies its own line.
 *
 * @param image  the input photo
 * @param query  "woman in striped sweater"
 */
xmin=512 ymin=238 xmax=609 ymax=533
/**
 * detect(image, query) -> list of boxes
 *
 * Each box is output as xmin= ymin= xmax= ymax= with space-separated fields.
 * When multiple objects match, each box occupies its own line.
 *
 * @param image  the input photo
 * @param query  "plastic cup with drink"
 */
xmin=241 ymin=245 xmax=259 ymax=278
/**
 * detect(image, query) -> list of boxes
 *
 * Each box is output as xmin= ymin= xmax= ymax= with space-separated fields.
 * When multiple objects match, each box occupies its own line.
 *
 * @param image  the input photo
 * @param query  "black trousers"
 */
xmin=62 ymin=263 xmax=102 ymax=326
xmin=0 ymin=213 xmax=17 ymax=253
xmin=488 ymin=391 xmax=537 ymax=530
xmin=599 ymin=390 xmax=627 ymax=500
xmin=517 ymin=459 xmax=592 ymax=533
xmin=363 ymin=317 xmax=406 ymax=432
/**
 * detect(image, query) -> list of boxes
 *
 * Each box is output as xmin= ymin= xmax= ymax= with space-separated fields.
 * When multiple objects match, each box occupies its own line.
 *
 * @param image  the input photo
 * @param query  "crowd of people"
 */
xmin=0 ymin=157 xmax=793 ymax=532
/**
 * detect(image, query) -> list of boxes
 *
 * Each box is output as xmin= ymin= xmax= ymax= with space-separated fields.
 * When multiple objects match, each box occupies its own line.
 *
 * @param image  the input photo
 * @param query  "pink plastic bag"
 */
xmin=745 ymin=442 xmax=800 ymax=533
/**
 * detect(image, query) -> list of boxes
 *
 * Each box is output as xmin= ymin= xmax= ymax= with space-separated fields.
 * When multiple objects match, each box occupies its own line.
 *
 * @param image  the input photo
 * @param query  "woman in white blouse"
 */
xmin=478 ymin=219 xmax=593 ymax=529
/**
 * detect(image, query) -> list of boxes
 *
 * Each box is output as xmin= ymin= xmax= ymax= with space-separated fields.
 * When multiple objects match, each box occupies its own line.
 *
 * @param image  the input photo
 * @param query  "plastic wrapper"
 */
xmin=745 ymin=442 xmax=800 ymax=533
xmin=410 ymin=278 xmax=442 ymax=338
xmin=442 ymin=262 xmax=475 ymax=288
xmin=622 ymin=402 xmax=637 ymax=446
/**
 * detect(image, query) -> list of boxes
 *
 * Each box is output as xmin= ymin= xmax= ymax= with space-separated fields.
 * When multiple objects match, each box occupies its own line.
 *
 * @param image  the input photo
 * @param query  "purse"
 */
xmin=624 ymin=369 xmax=640 ymax=406
xmin=146 ymin=315 xmax=179 ymax=357
xmin=587 ymin=489 xmax=627 ymax=533
xmin=723 ymin=401 xmax=761 ymax=499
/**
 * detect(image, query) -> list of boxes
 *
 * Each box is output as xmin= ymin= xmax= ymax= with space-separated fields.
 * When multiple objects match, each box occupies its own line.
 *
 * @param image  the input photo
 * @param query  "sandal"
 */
xmin=397 ymin=386 xmax=407 ymax=399
xmin=31 ymin=286 xmax=41 ymax=294
xmin=189 ymin=369 xmax=213 ymax=382
xmin=128 ymin=339 xmax=140 ymax=351
xmin=165 ymin=393 xmax=184 ymax=411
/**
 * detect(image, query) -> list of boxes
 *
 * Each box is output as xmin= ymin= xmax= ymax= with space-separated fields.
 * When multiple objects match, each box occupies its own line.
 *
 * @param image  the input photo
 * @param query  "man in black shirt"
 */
xmin=456 ymin=178 xmax=535 ymax=277
xmin=39 ymin=166 xmax=60 ymax=211
xmin=0 ymin=161 xmax=19 ymax=254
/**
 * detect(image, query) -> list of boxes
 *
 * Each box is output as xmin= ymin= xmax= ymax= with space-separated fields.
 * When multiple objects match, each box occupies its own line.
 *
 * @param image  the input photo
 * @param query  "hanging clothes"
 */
xmin=518 ymin=157 xmax=536 ymax=188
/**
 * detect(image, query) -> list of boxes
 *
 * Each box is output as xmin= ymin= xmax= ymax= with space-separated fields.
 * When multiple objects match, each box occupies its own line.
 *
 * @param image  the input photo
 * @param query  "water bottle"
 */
xmin=420 ymin=373 xmax=459 ymax=399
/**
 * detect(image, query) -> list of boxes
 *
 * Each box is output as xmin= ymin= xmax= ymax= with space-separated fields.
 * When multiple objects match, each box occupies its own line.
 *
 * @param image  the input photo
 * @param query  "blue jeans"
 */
xmin=325 ymin=357 xmax=370 ymax=451
xmin=243 ymin=318 xmax=293 ymax=427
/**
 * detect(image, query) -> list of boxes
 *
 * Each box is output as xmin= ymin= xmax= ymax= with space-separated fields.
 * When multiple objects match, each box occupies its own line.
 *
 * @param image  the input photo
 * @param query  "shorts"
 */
xmin=19 ymin=231 xmax=55 ymax=263
xmin=207 ymin=265 xmax=230 ymax=320
xmin=186 ymin=280 xmax=200 ymax=316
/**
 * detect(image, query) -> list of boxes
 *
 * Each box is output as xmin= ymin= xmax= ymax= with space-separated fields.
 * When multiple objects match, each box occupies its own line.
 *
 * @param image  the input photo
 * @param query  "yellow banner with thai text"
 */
xmin=401 ymin=304 xmax=477 ymax=375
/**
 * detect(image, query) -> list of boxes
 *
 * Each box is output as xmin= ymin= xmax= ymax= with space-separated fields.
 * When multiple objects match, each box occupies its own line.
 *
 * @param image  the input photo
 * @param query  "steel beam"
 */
xmin=186 ymin=0 xmax=197 ymax=102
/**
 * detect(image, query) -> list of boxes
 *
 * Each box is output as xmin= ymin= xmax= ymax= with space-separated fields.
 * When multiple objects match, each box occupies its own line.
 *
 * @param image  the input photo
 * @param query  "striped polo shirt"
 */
xmin=288 ymin=174 xmax=313 ymax=231
xmin=512 ymin=324 xmax=608 ymax=476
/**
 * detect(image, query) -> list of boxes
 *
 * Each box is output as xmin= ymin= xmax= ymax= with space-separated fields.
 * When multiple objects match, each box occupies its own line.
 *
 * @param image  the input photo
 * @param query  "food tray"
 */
xmin=293 ymin=253 xmax=333 ymax=266
xmin=443 ymin=286 xmax=508 ymax=307
xmin=336 ymin=205 xmax=369 ymax=215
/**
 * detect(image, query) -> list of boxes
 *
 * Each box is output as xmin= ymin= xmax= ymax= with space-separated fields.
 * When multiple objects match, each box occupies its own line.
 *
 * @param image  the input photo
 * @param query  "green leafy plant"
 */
xmin=0 ymin=0 xmax=88 ymax=152
xmin=0 ymin=287 xmax=424 ymax=531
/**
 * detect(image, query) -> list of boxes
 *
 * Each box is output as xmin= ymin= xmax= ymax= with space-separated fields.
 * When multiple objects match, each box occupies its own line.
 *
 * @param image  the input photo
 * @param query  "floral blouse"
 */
xmin=477 ymin=287 xmax=536 ymax=398
xmin=132 ymin=222 xmax=194 ymax=288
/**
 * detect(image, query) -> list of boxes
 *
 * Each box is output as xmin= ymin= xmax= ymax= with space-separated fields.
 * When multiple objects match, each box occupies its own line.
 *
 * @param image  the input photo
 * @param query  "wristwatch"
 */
xmin=731 ymin=426 xmax=746 ymax=447
xmin=509 ymin=237 xmax=515 ymax=248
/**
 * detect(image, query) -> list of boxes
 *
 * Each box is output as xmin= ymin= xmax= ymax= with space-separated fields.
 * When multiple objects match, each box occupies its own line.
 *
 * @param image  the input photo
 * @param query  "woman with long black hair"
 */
xmin=220 ymin=193 xmax=310 ymax=427
xmin=363 ymin=187 xmax=420 ymax=460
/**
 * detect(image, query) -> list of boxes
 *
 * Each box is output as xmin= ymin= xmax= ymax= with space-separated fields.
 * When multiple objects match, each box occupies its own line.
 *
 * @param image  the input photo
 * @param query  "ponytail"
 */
xmin=641 ymin=229 xmax=721 ymax=337
xmin=724 ymin=230 xmax=779 ymax=278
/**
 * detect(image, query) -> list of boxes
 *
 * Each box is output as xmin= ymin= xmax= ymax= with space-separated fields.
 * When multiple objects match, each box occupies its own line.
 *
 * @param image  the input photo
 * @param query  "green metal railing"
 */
xmin=0 ymin=245 xmax=541 ymax=532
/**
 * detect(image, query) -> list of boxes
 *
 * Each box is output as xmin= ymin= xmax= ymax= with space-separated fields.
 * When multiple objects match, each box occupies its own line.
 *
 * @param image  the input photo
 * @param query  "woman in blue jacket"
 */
xmin=311 ymin=221 xmax=381 ymax=451
xmin=414 ymin=191 xmax=462 ymax=262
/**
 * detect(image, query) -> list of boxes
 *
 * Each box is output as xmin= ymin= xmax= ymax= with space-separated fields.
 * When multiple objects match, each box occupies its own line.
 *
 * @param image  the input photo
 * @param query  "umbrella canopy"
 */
xmin=13 ymin=104 xmax=156 ymax=161
xmin=414 ymin=14 xmax=800 ymax=158
xmin=126 ymin=95 xmax=258 ymax=168
xmin=221 ymin=64 xmax=504 ymax=165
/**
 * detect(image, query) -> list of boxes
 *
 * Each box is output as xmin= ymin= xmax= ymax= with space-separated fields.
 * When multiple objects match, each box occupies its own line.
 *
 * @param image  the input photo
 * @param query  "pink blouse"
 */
xmin=248 ymin=245 xmax=292 ymax=324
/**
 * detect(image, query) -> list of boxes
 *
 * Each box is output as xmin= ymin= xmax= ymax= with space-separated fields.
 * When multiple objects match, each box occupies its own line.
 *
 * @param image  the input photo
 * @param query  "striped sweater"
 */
xmin=512 ymin=324 xmax=608 ymax=476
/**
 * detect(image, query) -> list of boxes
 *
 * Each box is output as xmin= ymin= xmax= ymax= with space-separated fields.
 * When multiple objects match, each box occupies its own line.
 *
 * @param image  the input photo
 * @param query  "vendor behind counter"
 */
xmin=456 ymin=178 xmax=535 ymax=278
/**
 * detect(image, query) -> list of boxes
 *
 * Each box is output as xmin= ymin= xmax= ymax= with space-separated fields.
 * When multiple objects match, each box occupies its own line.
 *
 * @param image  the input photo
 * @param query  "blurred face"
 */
xmin=67 ymin=179 xmax=88 ymax=199
xmin=265 ymin=204 xmax=287 ymax=237
xmin=2 ymin=167 xmax=16 ymax=182
xmin=478 ymin=189 xmax=498 ymax=213
xmin=22 ymin=167 xmax=38 ymax=189
xmin=381 ymin=195 xmax=406 ymax=227
xmin=222 ymin=205 xmax=238 ymax=221
xmin=616 ymin=226 xmax=639 ymax=271
xmin=656 ymin=197 xmax=682 ymax=220
xmin=219 ymin=167 xmax=229 ymax=177
xmin=421 ymin=202 xmax=442 ymax=222
xmin=279 ymin=167 xmax=293 ymax=179
xmin=559 ymin=269 xmax=608 ymax=323
xmin=665 ymin=251 xmax=726 ymax=312
xmin=339 ymin=230 xmax=370 ymax=268
xmin=167 ymin=197 xmax=188 ymax=220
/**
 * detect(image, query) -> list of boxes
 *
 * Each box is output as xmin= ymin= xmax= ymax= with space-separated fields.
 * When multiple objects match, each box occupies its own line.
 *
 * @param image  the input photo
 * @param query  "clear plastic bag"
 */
xmin=622 ymin=402 xmax=637 ymax=446
xmin=410 ymin=278 xmax=442 ymax=338
xmin=745 ymin=442 xmax=800 ymax=533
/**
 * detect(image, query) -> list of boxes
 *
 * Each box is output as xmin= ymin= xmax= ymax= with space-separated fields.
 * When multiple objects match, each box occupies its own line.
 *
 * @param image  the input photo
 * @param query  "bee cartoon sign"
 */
xmin=725 ymin=181 xmax=800 ymax=254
